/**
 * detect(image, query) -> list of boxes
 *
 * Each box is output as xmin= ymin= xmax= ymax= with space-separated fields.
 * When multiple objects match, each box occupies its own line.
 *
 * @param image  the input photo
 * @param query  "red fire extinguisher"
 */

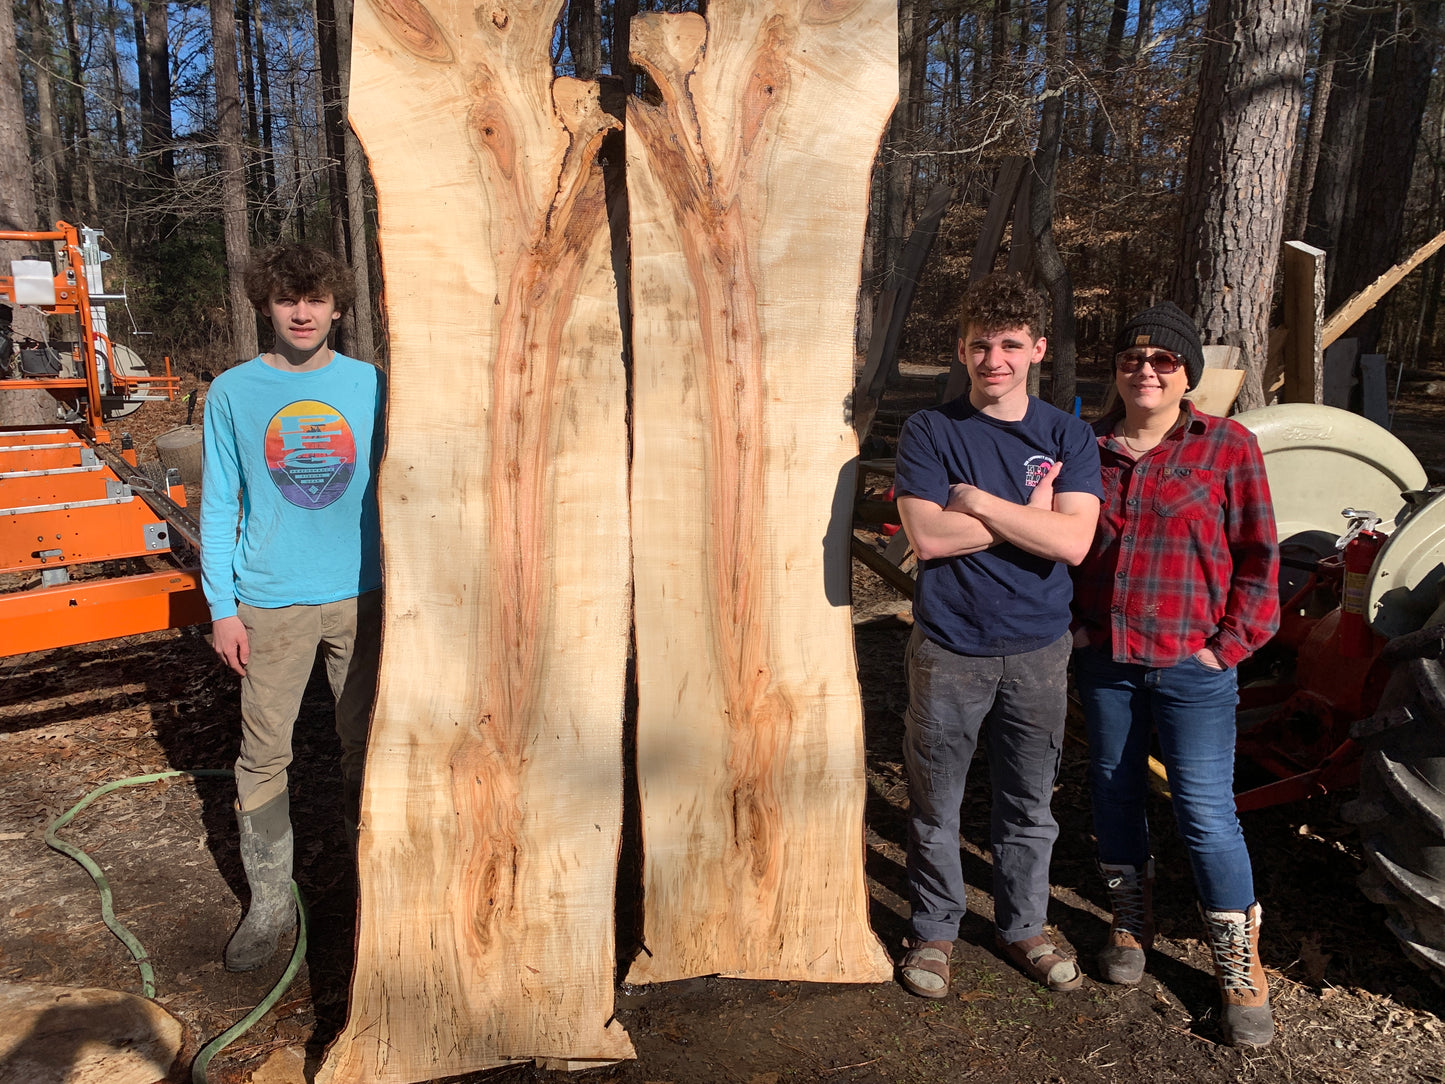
xmin=1338 ymin=509 xmax=1385 ymax=659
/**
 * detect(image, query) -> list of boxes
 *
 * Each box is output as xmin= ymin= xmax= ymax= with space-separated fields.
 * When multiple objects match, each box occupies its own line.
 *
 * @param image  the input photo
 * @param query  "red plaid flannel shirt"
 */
xmin=1071 ymin=402 xmax=1280 ymax=669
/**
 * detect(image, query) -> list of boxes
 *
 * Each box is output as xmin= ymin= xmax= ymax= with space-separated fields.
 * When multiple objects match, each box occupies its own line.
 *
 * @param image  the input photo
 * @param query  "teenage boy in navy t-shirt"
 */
xmin=891 ymin=273 xmax=1102 ymax=998
xmin=200 ymin=242 xmax=385 ymax=972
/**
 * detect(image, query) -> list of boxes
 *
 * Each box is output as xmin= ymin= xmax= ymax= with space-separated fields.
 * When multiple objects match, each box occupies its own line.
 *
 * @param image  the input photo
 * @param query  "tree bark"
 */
xmin=567 ymin=0 xmax=601 ymax=79
xmin=1287 ymin=8 xmax=1337 ymax=241
xmin=315 ymin=0 xmax=349 ymax=261
xmin=1328 ymin=0 xmax=1443 ymax=345
xmin=0 ymin=0 xmax=55 ymax=426
xmin=320 ymin=0 xmax=635 ymax=1072
xmin=25 ymin=0 xmax=65 ymax=221
xmin=1030 ymin=0 xmax=1075 ymax=410
xmin=624 ymin=0 xmax=897 ymax=985
xmin=211 ymin=0 xmax=258 ymax=361
xmin=106 ymin=0 xmax=128 ymax=154
xmin=332 ymin=0 xmax=375 ymax=361
xmin=59 ymin=0 xmax=97 ymax=214
xmin=143 ymin=0 xmax=174 ymax=181
xmin=1302 ymin=6 xmax=1376 ymax=267
xmin=1171 ymin=0 xmax=1309 ymax=411
xmin=254 ymin=7 xmax=279 ymax=218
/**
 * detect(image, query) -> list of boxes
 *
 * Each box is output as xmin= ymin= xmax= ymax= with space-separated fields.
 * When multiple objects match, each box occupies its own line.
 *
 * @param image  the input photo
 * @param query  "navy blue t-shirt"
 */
xmin=894 ymin=395 xmax=1102 ymax=656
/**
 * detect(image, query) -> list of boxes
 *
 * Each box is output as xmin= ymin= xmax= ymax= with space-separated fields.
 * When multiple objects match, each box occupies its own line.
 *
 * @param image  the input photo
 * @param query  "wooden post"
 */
xmin=625 ymin=0 xmax=897 ymax=985
xmin=851 ymin=185 xmax=953 ymax=442
xmin=943 ymin=157 xmax=1030 ymax=400
xmin=1282 ymin=240 xmax=1325 ymax=404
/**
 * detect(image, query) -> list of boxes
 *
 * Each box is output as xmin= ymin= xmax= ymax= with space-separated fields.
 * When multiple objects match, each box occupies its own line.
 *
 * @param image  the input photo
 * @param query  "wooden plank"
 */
xmin=1322 ymin=337 xmax=1359 ymax=409
xmin=1281 ymin=240 xmax=1325 ymax=405
xmin=321 ymin=0 xmax=635 ymax=1078
xmin=851 ymin=185 xmax=953 ymax=442
xmin=1322 ymin=225 xmax=1445 ymax=347
xmin=851 ymin=533 xmax=915 ymax=598
xmin=625 ymin=0 xmax=897 ymax=985
xmin=1184 ymin=368 xmax=1247 ymax=416
xmin=1201 ymin=343 xmax=1240 ymax=370
xmin=1360 ymin=354 xmax=1388 ymax=426
xmin=945 ymin=158 xmax=1028 ymax=401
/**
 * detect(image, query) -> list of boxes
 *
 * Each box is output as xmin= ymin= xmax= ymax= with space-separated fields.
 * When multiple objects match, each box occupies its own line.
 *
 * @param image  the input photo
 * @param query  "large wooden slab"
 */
xmin=625 ymin=0 xmax=897 ymax=983
xmin=320 ymin=0 xmax=633 ymax=1079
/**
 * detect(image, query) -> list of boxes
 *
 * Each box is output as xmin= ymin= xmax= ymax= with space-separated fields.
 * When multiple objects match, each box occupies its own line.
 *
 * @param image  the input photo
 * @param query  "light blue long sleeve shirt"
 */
xmin=199 ymin=354 xmax=384 ymax=620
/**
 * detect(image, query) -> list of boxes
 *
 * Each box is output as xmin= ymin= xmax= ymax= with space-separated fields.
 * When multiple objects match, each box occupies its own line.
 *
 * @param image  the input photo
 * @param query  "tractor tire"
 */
xmin=1342 ymin=624 xmax=1445 ymax=985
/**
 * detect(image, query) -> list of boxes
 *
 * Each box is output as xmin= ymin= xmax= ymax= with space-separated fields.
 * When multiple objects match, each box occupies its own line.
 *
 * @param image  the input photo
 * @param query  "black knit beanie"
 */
xmin=1115 ymin=301 xmax=1205 ymax=390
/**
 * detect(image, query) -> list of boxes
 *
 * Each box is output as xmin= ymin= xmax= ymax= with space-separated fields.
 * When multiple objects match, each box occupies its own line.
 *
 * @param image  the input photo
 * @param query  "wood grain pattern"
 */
xmin=318 ymin=0 xmax=633 ymax=1077
xmin=625 ymin=0 xmax=897 ymax=983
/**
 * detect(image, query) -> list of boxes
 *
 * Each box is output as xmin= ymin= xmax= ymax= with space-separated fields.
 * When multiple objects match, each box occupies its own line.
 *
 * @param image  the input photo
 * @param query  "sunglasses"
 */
xmin=1115 ymin=349 xmax=1184 ymax=375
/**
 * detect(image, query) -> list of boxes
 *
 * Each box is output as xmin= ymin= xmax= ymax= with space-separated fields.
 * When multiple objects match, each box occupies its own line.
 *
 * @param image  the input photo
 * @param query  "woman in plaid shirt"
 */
xmin=1071 ymin=302 xmax=1280 ymax=1047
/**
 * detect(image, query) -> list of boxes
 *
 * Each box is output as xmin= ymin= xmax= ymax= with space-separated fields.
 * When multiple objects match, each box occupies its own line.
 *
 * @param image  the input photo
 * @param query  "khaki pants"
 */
xmin=234 ymin=590 xmax=381 ymax=811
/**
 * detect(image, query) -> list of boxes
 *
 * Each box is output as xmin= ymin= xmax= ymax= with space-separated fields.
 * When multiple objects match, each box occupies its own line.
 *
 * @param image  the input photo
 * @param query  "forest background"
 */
xmin=1 ymin=0 xmax=1442 ymax=414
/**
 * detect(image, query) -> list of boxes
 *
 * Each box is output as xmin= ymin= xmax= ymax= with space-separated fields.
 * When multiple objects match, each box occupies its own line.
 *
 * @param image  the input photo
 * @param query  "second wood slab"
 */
xmin=626 ymin=0 xmax=897 ymax=983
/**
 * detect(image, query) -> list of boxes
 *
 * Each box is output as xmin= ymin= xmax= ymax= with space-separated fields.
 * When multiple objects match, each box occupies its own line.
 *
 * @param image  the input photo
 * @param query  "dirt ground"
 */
xmin=3 ymin=366 xmax=1445 ymax=1084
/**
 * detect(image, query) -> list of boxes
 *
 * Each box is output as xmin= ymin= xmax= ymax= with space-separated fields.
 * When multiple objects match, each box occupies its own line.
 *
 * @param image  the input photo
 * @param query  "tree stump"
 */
xmin=625 ymin=0 xmax=897 ymax=983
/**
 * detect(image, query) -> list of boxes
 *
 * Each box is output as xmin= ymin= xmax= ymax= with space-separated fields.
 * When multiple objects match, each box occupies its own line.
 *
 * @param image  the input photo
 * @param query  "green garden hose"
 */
xmin=43 ymin=769 xmax=311 ymax=1084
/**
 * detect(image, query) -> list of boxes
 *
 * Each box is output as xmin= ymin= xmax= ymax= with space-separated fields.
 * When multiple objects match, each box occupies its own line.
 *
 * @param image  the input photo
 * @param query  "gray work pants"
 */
xmin=903 ymin=626 xmax=1070 ymax=943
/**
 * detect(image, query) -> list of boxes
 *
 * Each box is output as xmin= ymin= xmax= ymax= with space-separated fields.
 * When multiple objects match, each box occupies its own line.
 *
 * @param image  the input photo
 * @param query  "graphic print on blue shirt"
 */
xmin=265 ymin=399 xmax=356 ymax=508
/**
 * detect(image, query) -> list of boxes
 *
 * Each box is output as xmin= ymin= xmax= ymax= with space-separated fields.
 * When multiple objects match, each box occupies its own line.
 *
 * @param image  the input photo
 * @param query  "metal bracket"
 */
xmin=142 ymin=522 xmax=172 ymax=552
xmin=1336 ymin=507 xmax=1381 ymax=550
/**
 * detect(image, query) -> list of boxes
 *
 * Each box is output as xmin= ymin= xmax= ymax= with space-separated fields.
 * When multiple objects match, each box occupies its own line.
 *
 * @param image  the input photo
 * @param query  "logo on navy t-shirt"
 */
xmin=264 ymin=399 xmax=357 ymax=508
xmin=1023 ymin=455 xmax=1056 ymax=489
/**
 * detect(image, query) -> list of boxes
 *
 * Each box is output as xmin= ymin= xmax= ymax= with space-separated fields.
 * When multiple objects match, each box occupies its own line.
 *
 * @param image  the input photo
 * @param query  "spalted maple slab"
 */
xmin=625 ymin=0 xmax=897 ymax=983
xmin=319 ymin=0 xmax=633 ymax=1079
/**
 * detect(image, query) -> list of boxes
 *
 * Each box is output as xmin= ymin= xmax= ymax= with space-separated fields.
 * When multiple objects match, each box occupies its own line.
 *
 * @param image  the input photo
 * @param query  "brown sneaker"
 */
xmin=1200 ymin=902 xmax=1273 ymax=1047
xmin=1098 ymin=860 xmax=1155 ymax=984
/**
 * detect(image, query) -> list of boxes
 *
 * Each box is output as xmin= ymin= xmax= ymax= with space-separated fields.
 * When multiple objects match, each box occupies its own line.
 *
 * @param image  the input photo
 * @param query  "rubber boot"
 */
xmin=1200 ymin=902 xmax=1273 ymax=1048
xmin=1098 ymin=859 xmax=1154 ymax=985
xmin=225 ymin=790 xmax=297 ymax=972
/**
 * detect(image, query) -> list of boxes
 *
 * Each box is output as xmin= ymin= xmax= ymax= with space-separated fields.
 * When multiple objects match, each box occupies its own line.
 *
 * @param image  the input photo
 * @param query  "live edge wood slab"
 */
xmin=625 ymin=0 xmax=896 ymax=984
xmin=322 ymin=0 xmax=894 ymax=1076
xmin=320 ymin=0 xmax=633 ymax=1079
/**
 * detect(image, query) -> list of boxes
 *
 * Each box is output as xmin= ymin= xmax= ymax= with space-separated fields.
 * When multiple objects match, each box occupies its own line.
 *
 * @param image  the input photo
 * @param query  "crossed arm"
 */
xmin=897 ymin=462 xmax=1101 ymax=566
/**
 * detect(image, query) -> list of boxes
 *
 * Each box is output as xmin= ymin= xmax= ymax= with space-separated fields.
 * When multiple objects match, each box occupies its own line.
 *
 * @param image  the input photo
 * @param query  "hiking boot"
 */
xmin=1098 ymin=859 xmax=1154 ymax=985
xmin=1200 ymin=902 xmax=1273 ymax=1047
xmin=225 ymin=791 xmax=298 ymax=972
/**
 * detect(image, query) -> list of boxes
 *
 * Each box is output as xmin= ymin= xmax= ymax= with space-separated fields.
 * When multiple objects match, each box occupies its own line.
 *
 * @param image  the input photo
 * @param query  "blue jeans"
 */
xmin=904 ymin=628 xmax=1071 ymax=943
xmin=1073 ymin=646 xmax=1254 ymax=911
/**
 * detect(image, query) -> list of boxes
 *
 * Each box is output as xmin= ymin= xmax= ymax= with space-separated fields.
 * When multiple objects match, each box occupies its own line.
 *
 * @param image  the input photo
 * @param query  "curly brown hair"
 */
xmin=956 ymin=272 xmax=1045 ymax=342
xmin=244 ymin=242 xmax=356 ymax=315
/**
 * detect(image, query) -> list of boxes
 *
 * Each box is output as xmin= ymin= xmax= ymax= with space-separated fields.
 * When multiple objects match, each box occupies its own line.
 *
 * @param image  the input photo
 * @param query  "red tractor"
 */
xmin=1230 ymin=404 xmax=1445 ymax=983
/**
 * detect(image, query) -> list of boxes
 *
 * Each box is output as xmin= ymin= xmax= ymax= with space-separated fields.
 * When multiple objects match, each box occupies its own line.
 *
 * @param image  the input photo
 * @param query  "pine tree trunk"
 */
xmin=1172 ymin=0 xmax=1309 ymax=410
xmin=1327 ymin=0 xmax=1442 ymax=344
xmin=1302 ymin=7 xmax=1376 ymax=269
xmin=25 ymin=0 xmax=64 ymax=221
xmin=143 ymin=0 xmax=174 ymax=181
xmin=211 ymin=0 xmax=258 ymax=361
xmin=1030 ymin=0 xmax=1075 ymax=410
xmin=332 ymin=0 xmax=375 ymax=361
xmin=0 ymin=0 xmax=54 ymax=425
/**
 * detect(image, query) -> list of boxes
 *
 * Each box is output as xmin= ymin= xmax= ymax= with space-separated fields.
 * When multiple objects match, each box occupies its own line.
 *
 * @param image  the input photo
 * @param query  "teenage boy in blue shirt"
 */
xmin=892 ymin=273 xmax=1101 ymax=997
xmin=200 ymin=242 xmax=385 ymax=971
